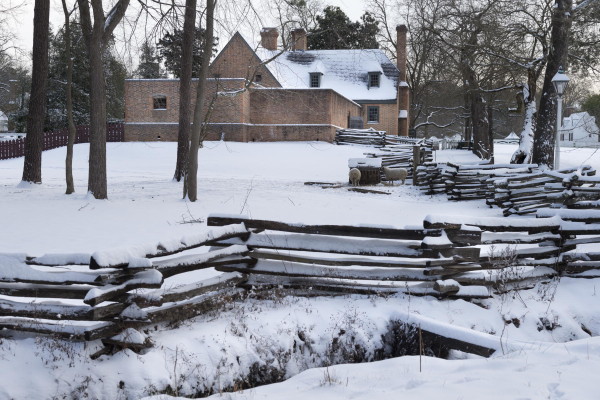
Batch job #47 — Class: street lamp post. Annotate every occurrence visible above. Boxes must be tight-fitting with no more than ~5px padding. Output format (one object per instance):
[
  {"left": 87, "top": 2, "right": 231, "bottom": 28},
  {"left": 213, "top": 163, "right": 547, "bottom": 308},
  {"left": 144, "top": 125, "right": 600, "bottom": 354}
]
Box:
[{"left": 551, "top": 66, "right": 570, "bottom": 170}]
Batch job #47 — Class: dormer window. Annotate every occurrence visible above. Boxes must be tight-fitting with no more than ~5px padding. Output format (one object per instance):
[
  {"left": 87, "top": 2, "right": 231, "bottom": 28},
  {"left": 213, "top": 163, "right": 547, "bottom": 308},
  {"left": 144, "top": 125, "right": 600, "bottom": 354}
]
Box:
[
  {"left": 310, "top": 72, "right": 322, "bottom": 88},
  {"left": 153, "top": 95, "right": 167, "bottom": 110},
  {"left": 368, "top": 72, "right": 381, "bottom": 88}
]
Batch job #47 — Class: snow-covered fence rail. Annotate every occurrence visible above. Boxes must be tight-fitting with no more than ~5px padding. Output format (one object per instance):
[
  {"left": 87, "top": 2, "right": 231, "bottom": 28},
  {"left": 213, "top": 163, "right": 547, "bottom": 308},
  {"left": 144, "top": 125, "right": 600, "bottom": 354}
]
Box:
[{"left": 0, "top": 123, "right": 124, "bottom": 160}]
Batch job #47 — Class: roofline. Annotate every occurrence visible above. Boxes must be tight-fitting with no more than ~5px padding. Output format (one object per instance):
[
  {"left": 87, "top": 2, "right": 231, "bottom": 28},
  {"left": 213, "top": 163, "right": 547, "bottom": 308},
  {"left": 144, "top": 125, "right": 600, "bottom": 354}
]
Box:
[
  {"left": 354, "top": 99, "right": 398, "bottom": 104},
  {"left": 250, "top": 87, "right": 362, "bottom": 108},
  {"left": 125, "top": 78, "right": 247, "bottom": 82}
]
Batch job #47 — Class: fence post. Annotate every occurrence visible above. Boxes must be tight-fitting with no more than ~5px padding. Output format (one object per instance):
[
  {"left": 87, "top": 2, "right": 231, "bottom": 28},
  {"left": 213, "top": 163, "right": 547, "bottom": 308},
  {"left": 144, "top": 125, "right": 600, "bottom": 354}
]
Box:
[{"left": 413, "top": 145, "right": 421, "bottom": 186}]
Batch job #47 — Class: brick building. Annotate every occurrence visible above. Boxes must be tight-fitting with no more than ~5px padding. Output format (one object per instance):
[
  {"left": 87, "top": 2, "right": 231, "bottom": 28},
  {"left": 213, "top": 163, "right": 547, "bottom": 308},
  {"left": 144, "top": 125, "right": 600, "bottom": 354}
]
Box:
[{"left": 124, "top": 26, "right": 409, "bottom": 142}]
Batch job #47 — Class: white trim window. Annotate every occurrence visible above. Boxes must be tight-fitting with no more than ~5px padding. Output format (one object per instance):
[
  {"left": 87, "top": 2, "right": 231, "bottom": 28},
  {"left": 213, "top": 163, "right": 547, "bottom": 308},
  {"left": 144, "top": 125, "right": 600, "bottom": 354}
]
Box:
[
  {"left": 153, "top": 95, "right": 167, "bottom": 110},
  {"left": 367, "top": 106, "right": 380, "bottom": 123}
]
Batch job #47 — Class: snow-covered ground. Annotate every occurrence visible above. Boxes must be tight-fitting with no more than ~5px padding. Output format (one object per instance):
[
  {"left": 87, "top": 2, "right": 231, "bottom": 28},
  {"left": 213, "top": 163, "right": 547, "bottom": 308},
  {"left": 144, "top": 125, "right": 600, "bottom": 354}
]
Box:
[{"left": 1, "top": 142, "right": 599, "bottom": 399}]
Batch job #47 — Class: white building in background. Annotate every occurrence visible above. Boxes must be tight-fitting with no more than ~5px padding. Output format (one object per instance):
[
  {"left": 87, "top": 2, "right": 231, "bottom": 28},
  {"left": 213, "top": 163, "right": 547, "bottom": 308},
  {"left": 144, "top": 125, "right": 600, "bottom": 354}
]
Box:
[
  {"left": 0, "top": 111, "right": 8, "bottom": 132},
  {"left": 560, "top": 112, "right": 600, "bottom": 147}
]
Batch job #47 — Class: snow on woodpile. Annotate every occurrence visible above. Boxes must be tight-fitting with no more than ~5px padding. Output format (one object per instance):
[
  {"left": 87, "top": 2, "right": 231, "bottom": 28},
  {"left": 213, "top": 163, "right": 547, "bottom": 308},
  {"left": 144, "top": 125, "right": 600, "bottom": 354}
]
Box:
[{"left": 348, "top": 158, "right": 382, "bottom": 168}]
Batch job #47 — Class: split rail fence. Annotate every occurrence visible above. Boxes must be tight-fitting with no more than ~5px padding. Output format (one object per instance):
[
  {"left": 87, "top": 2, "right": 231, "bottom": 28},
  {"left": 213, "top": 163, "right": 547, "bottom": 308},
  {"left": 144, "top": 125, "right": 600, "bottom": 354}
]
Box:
[
  {"left": 0, "top": 122, "right": 124, "bottom": 160},
  {"left": 415, "top": 161, "right": 600, "bottom": 216},
  {"left": 1, "top": 212, "right": 598, "bottom": 358}
]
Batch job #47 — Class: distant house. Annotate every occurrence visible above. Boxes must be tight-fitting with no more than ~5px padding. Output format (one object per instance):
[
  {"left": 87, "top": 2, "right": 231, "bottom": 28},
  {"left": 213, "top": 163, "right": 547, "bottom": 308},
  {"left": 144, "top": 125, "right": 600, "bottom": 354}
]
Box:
[
  {"left": 124, "top": 26, "right": 410, "bottom": 142},
  {"left": 560, "top": 112, "right": 600, "bottom": 147}
]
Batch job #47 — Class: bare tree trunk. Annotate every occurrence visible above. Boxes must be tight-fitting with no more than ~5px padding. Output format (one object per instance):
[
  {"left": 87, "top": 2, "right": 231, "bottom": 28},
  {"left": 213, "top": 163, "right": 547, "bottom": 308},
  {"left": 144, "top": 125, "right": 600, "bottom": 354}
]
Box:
[
  {"left": 460, "top": 46, "right": 490, "bottom": 160},
  {"left": 88, "top": 36, "right": 107, "bottom": 198},
  {"left": 511, "top": 67, "right": 540, "bottom": 164},
  {"left": 185, "top": 0, "right": 216, "bottom": 202},
  {"left": 471, "top": 93, "right": 491, "bottom": 160},
  {"left": 22, "top": 0, "right": 50, "bottom": 184},
  {"left": 77, "top": 0, "right": 130, "bottom": 199},
  {"left": 532, "top": 0, "right": 572, "bottom": 168},
  {"left": 62, "top": 0, "right": 76, "bottom": 194},
  {"left": 174, "top": 0, "right": 197, "bottom": 182}
]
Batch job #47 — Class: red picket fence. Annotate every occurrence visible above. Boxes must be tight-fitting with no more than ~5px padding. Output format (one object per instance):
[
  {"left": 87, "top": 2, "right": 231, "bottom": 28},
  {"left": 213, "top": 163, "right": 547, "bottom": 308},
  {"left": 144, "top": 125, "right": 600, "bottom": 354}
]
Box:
[{"left": 0, "top": 122, "right": 124, "bottom": 160}]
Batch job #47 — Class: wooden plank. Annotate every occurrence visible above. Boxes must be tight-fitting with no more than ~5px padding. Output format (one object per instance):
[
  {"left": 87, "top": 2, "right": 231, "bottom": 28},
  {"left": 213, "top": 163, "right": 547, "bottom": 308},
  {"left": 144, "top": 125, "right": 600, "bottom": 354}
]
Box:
[
  {"left": 215, "top": 260, "right": 437, "bottom": 281},
  {"left": 248, "top": 249, "right": 458, "bottom": 268},
  {"left": 152, "top": 245, "right": 250, "bottom": 278},
  {"left": 213, "top": 232, "right": 425, "bottom": 258},
  {"left": 89, "top": 223, "right": 251, "bottom": 269},
  {"left": 84, "top": 270, "right": 164, "bottom": 306},
  {"left": 207, "top": 214, "right": 441, "bottom": 240},
  {"left": 0, "top": 282, "right": 91, "bottom": 299}
]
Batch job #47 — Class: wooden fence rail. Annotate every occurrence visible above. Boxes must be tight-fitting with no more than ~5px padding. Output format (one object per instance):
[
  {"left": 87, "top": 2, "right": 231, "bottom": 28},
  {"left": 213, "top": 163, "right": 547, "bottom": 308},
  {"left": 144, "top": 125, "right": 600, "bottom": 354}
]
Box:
[
  {"left": 0, "top": 122, "right": 124, "bottom": 160},
  {"left": 1, "top": 212, "right": 598, "bottom": 358}
]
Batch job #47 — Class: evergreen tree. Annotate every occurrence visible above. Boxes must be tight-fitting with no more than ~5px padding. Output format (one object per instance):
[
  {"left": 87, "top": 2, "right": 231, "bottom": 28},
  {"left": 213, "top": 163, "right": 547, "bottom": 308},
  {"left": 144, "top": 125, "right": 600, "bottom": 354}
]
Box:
[
  {"left": 307, "top": 6, "right": 379, "bottom": 50},
  {"left": 46, "top": 20, "right": 127, "bottom": 131},
  {"left": 157, "top": 27, "right": 218, "bottom": 78},
  {"left": 136, "top": 41, "right": 162, "bottom": 78},
  {"left": 582, "top": 93, "right": 600, "bottom": 121}
]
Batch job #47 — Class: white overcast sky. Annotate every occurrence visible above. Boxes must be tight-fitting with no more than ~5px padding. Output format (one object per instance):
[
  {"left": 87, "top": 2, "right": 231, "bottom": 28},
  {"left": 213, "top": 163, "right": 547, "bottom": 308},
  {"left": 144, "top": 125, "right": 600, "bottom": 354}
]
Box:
[{"left": 12, "top": 0, "right": 368, "bottom": 63}]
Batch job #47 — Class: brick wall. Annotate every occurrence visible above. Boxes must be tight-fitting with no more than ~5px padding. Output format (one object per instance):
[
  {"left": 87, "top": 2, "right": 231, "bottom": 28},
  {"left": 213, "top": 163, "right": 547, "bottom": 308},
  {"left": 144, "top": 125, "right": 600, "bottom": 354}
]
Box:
[
  {"left": 209, "top": 32, "right": 281, "bottom": 87},
  {"left": 359, "top": 102, "right": 399, "bottom": 135}
]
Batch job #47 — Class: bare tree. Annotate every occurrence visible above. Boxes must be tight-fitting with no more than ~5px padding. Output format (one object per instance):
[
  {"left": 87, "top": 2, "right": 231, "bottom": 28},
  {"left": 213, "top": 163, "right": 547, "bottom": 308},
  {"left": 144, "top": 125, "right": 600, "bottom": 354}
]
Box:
[
  {"left": 77, "top": 0, "right": 130, "bottom": 199},
  {"left": 173, "top": 0, "right": 196, "bottom": 182},
  {"left": 22, "top": 0, "right": 50, "bottom": 184},
  {"left": 62, "top": 0, "right": 76, "bottom": 194},
  {"left": 532, "top": 0, "right": 573, "bottom": 167},
  {"left": 185, "top": 0, "right": 216, "bottom": 201}
]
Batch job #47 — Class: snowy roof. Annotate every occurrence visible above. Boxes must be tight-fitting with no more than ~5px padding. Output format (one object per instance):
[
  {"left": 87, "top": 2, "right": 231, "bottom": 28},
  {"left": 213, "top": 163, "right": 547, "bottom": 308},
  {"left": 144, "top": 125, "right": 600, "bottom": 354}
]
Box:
[
  {"left": 0, "top": 111, "right": 7, "bottom": 121},
  {"left": 563, "top": 112, "right": 598, "bottom": 131},
  {"left": 255, "top": 48, "right": 399, "bottom": 102},
  {"left": 505, "top": 132, "right": 519, "bottom": 139}
]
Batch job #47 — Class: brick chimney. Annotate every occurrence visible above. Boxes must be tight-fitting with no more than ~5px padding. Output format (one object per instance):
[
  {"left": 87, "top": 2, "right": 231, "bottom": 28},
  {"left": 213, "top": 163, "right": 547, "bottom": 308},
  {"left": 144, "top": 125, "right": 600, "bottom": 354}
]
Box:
[
  {"left": 291, "top": 28, "right": 307, "bottom": 51},
  {"left": 260, "top": 27, "right": 279, "bottom": 51},
  {"left": 396, "top": 25, "right": 409, "bottom": 137}
]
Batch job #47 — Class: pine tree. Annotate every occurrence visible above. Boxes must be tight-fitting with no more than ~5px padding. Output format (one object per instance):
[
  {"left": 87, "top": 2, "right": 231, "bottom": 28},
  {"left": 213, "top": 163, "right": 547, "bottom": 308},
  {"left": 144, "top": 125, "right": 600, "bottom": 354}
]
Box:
[
  {"left": 46, "top": 20, "right": 127, "bottom": 131},
  {"left": 157, "top": 27, "right": 218, "bottom": 78},
  {"left": 136, "top": 41, "right": 162, "bottom": 78},
  {"left": 307, "top": 6, "right": 379, "bottom": 50}
]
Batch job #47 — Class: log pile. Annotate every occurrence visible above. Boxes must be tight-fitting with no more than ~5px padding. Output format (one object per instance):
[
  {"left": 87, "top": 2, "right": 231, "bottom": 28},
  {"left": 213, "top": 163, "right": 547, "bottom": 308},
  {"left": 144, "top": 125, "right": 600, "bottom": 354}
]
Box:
[
  {"left": 488, "top": 166, "right": 597, "bottom": 216},
  {"left": 335, "top": 128, "right": 386, "bottom": 146}
]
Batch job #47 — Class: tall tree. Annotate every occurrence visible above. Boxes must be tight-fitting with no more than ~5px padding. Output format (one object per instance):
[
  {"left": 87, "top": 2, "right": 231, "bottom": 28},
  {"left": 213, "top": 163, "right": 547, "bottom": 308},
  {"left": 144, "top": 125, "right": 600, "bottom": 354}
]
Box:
[
  {"left": 532, "top": 0, "right": 573, "bottom": 168},
  {"left": 77, "top": 0, "right": 129, "bottom": 199},
  {"left": 157, "top": 26, "right": 217, "bottom": 78},
  {"left": 46, "top": 22, "right": 127, "bottom": 131},
  {"left": 135, "top": 41, "right": 162, "bottom": 78},
  {"left": 307, "top": 6, "right": 379, "bottom": 50},
  {"left": 62, "top": 0, "right": 76, "bottom": 194},
  {"left": 185, "top": 0, "right": 216, "bottom": 201},
  {"left": 173, "top": 0, "right": 196, "bottom": 182},
  {"left": 22, "top": 0, "right": 50, "bottom": 184},
  {"left": 582, "top": 93, "right": 600, "bottom": 121}
]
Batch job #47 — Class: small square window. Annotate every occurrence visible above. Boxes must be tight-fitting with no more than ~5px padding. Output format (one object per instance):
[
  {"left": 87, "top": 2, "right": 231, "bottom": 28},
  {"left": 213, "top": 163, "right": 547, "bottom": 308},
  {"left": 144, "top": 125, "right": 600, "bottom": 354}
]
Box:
[
  {"left": 254, "top": 74, "right": 262, "bottom": 82},
  {"left": 310, "top": 73, "right": 321, "bottom": 88},
  {"left": 153, "top": 96, "right": 167, "bottom": 110},
  {"left": 369, "top": 72, "right": 380, "bottom": 88},
  {"left": 367, "top": 106, "right": 379, "bottom": 123}
]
